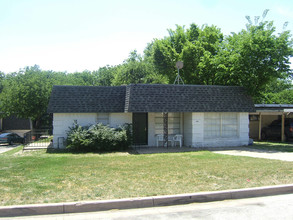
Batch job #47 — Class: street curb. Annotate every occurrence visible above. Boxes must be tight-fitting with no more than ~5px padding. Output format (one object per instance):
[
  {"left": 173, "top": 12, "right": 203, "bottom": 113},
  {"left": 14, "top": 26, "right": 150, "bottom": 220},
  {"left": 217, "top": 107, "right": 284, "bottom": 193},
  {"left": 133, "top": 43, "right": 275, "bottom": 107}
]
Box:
[{"left": 1, "top": 184, "right": 293, "bottom": 217}]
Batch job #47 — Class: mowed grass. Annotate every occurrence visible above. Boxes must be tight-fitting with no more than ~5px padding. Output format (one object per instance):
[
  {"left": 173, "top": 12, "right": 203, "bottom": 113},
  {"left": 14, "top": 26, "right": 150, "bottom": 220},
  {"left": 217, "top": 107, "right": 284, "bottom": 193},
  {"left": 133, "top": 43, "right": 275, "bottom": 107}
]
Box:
[
  {"left": 250, "top": 141, "right": 293, "bottom": 152},
  {"left": 0, "top": 146, "right": 293, "bottom": 206}
]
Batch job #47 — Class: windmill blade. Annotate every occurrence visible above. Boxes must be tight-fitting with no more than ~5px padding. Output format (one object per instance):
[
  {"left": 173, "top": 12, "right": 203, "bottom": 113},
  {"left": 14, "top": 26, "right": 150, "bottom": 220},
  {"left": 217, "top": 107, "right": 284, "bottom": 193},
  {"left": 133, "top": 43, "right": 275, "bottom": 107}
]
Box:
[
  {"left": 283, "top": 21, "right": 289, "bottom": 30},
  {"left": 245, "top": 16, "right": 252, "bottom": 25},
  {"left": 254, "top": 16, "right": 260, "bottom": 25}
]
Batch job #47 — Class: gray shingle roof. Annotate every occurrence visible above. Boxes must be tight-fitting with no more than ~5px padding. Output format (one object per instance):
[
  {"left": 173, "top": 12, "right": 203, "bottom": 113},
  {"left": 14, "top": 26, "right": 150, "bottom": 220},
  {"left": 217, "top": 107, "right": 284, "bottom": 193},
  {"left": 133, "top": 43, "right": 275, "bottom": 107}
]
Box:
[
  {"left": 125, "top": 84, "right": 255, "bottom": 112},
  {"left": 47, "top": 84, "right": 255, "bottom": 113},
  {"left": 47, "top": 85, "right": 126, "bottom": 113}
]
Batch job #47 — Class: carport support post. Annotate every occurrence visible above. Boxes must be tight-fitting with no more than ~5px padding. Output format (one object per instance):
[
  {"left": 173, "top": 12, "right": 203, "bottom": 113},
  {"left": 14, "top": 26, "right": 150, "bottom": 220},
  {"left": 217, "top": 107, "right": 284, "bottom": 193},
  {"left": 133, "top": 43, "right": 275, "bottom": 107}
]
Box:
[
  {"left": 163, "top": 112, "right": 168, "bottom": 148},
  {"left": 258, "top": 113, "right": 262, "bottom": 141},
  {"left": 281, "top": 113, "right": 285, "bottom": 142}
]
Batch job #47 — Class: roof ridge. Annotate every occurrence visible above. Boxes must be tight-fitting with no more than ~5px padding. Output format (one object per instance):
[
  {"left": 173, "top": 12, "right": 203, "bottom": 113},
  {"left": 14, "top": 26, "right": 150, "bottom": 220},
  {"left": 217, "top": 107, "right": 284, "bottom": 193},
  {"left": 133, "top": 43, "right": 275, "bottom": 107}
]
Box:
[
  {"left": 52, "top": 85, "right": 126, "bottom": 88},
  {"left": 128, "top": 83, "right": 243, "bottom": 88},
  {"left": 124, "top": 85, "right": 131, "bottom": 112}
]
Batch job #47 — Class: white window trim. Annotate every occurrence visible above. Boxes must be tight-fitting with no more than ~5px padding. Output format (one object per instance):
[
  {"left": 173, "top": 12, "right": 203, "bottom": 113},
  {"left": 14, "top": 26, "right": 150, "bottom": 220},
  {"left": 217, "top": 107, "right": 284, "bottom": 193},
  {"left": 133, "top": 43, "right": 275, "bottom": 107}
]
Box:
[{"left": 204, "top": 113, "right": 239, "bottom": 139}]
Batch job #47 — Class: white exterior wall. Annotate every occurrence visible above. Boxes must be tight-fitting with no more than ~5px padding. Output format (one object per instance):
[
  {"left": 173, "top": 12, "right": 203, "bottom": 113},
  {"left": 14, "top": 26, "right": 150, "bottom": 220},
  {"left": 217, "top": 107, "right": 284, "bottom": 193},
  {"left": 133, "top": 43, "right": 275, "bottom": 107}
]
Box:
[
  {"left": 183, "top": 113, "right": 193, "bottom": 147},
  {"left": 108, "top": 113, "right": 132, "bottom": 128},
  {"left": 145, "top": 112, "right": 250, "bottom": 148},
  {"left": 190, "top": 113, "right": 205, "bottom": 147},
  {"left": 52, "top": 112, "right": 132, "bottom": 149},
  {"left": 52, "top": 113, "right": 97, "bottom": 148},
  {"left": 238, "top": 112, "right": 250, "bottom": 145},
  {"left": 148, "top": 113, "right": 156, "bottom": 146},
  {"left": 53, "top": 112, "right": 250, "bottom": 149},
  {"left": 189, "top": 112, "right": 250, "bottom": 148}
]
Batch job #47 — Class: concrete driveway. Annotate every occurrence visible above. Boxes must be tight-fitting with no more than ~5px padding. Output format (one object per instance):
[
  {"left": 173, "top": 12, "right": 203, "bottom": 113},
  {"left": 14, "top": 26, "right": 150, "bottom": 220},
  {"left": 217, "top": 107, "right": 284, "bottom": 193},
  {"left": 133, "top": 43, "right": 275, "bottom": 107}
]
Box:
[
  {"left": 212, "top": 147, "right": 293, "bottom": 162},
  {"left": 0, "top": 144, "right": 18, "bottom": 154}
]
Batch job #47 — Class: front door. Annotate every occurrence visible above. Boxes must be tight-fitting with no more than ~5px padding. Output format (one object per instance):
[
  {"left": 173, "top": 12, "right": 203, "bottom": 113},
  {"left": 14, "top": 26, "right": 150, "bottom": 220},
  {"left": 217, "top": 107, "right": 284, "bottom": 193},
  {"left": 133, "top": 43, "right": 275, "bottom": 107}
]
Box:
[{"left": 133, "top": 113, "right": 148, "bottom": 145}]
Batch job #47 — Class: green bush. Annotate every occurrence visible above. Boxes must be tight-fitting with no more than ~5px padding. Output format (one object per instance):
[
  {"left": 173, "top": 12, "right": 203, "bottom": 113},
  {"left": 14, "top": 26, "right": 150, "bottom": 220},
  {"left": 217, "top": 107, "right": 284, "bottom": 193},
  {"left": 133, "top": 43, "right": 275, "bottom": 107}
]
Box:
[{"left": 66, "top": 123, "right": 132, "bottom": 152}]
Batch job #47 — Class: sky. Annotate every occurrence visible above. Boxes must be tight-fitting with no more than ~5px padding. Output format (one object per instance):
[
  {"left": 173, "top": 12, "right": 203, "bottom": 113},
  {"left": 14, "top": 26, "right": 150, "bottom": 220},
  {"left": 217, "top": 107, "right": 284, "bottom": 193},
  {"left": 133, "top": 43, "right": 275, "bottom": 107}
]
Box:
[{"left": 0, "top": 0, "right": 292, "bottom": 73}]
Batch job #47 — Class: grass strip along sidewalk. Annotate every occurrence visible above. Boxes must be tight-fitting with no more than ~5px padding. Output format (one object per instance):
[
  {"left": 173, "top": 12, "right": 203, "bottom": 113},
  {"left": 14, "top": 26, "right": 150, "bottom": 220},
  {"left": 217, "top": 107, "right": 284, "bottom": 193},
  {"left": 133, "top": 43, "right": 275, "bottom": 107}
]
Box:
[{"left": 0, "top": 145, "right": 292, "bottom": 206}]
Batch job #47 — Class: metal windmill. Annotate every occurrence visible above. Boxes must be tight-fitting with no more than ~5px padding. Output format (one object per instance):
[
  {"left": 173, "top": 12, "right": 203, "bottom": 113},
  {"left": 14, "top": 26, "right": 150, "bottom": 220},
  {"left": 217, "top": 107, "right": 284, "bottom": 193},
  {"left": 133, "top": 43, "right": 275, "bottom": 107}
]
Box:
[
  {"left": 163, "top": 62, "right": 185, "bottom": 148},
  {"left": 174, "top": 61, "right": 184, "bottom": 85}
]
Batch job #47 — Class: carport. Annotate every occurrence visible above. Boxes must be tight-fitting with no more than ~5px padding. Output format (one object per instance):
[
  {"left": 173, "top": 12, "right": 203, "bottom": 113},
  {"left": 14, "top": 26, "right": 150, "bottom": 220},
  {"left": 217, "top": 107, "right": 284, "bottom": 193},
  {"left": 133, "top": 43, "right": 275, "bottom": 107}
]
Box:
[{"left": 249, "top": 104, "right": 293, "bottom": 142}]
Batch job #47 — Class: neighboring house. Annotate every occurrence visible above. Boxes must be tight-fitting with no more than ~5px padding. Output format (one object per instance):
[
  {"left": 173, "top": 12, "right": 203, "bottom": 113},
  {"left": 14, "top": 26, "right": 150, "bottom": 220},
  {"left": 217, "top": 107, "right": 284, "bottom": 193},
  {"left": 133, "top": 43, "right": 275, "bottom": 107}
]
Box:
[
  {"left": 0, "top": 115, "right": 32, "bottom": 137},
  {"left": 47, "top": 84, "right": 255, "bottom": 149}
]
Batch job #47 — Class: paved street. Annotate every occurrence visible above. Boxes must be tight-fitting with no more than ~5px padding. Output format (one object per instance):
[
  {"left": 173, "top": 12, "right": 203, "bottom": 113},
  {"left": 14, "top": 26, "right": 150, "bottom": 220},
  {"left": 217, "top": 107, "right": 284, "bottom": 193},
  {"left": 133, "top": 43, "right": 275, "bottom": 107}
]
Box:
[{"left": 5, "top": 194, "right": 293, "bottom": 220}]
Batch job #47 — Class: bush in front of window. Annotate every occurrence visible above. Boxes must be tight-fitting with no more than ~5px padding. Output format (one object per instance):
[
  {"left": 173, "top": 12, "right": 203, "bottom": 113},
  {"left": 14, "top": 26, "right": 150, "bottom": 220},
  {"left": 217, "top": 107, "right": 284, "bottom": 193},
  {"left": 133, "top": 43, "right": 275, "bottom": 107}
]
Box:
[{"left": 66, "top": 122, "right": 132, "bottom": 152}]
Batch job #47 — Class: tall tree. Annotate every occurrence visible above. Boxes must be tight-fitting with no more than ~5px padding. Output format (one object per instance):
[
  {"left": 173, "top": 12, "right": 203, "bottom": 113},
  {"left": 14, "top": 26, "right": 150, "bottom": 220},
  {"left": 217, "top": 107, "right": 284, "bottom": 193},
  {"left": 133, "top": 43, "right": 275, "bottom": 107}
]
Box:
[
  {"left": 0, "top": 66, "right": 56, "bottom": 127},
  {"left": 66, "top": 70, "right": 96, "bottom": 86},
  {"left": 146, "top": 11, "right": 293, "bottom": 101},
  {"left": 219, "top": 18, "right": 293, "bottom": 100},
  {"left": 92, "top": 65, "right": 116, "bottom": 86},
  {"left": 112, "top": 50, "right": 167, "bottom": 85},
  {"left": 0, "top": 71, "right": 5, "bottom": 93},
  {"left": 148, "top": 24, "right": 224, "bottom": 84}
]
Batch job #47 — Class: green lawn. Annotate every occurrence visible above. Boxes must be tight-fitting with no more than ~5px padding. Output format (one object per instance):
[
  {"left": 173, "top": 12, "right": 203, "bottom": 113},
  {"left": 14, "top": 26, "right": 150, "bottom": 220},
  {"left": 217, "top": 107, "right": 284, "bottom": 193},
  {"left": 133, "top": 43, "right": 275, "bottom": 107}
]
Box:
[
  {"left": 251, "top": 141, "right": 293, "bottom": 152},
  {"left": 0, "top": 146, "right": 293, "bottom": 206}
]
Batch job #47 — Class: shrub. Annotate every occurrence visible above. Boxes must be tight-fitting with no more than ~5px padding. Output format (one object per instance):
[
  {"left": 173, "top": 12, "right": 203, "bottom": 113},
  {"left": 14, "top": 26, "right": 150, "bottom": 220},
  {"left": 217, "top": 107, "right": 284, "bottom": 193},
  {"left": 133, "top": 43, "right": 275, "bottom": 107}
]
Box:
[
  {"left": 66, "top": 123, "right": 132, "bottom": 152},
  {"left": 66, "top": 123, "right": 92, "bottom": 152}
]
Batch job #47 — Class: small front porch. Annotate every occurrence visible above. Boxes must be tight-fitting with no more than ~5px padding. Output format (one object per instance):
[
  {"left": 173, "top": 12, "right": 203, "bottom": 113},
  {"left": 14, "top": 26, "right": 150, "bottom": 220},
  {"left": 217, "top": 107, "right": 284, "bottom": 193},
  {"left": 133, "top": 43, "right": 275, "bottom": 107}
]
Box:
[{"left": 131, "top": 112, "right": 185, "bottom": 147}]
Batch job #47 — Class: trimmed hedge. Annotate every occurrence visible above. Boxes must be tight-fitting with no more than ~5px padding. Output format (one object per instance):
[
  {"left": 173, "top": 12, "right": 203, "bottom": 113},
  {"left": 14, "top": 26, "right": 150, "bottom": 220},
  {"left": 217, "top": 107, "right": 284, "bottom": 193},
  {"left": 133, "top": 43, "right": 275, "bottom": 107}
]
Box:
[{"left": 66, "top": 123, "right": 132, "bottom": 152}]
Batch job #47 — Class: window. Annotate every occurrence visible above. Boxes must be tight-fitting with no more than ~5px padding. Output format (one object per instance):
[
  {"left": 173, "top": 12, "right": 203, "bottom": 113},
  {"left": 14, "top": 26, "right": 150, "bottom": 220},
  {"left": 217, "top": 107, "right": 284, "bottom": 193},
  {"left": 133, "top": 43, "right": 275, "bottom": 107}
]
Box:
[
  {"left": 96, "top": 113, "right": 109, "bottom": 125},
  {"left": 204, "top": 113, "right": 238, "bottom": 139},
  {"left": 154, "top": 113, "right": 180, "bottom": 135}
]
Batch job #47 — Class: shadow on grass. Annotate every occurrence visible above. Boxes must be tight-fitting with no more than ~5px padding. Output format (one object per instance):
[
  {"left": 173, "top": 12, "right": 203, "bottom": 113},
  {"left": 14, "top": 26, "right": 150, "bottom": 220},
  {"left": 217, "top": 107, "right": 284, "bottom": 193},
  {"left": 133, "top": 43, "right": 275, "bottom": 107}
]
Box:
[
  {"left": 247, "top": 141, "right": 293, "bottom": 152},
  {"left": 46, "top": 147, "right": 138, "bottom": 155}
]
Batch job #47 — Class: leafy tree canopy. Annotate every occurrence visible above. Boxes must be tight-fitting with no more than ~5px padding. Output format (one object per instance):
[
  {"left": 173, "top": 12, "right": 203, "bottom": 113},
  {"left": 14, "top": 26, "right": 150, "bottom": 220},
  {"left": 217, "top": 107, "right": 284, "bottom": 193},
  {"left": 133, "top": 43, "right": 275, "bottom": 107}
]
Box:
[
  {"left": 144, "top": 11, "right": 292, "bottom": 102},
  {"left": 112, "top": 50, "right": 168, "bottom": 85}
]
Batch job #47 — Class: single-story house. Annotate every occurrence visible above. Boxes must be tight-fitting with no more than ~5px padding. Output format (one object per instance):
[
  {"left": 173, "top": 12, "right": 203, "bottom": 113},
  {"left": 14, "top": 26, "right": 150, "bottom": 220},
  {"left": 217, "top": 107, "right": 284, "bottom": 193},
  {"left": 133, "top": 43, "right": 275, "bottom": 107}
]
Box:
[{"left": 47, "top": 84, "right": 255, "bottom": 149}]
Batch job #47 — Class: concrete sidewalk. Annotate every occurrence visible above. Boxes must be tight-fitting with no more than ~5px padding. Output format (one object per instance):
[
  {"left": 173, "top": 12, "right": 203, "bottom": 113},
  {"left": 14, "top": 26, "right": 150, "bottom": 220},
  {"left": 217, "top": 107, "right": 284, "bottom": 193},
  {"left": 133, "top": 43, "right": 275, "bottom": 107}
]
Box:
[{"left": 0, "top": 184, "right": 293, "bottom": 218}]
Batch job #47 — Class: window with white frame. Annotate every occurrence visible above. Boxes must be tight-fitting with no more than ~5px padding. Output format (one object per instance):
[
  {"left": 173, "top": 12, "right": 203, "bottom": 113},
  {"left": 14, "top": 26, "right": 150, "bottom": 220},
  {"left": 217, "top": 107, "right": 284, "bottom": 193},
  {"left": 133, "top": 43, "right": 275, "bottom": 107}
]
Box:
[
  {"left": 154, "top": 113, "right": 180, "bottom": 135},
  {"left": 204, "top": 113, "right": 238, "bottom": 139}
]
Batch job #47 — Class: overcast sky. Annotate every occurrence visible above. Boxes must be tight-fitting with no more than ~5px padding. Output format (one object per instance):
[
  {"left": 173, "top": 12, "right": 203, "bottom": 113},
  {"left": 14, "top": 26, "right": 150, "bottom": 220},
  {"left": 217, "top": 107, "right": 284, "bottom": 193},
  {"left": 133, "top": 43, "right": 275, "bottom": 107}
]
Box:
[{"left": 0, "top": 0, "right": 292, "bottom": 73}]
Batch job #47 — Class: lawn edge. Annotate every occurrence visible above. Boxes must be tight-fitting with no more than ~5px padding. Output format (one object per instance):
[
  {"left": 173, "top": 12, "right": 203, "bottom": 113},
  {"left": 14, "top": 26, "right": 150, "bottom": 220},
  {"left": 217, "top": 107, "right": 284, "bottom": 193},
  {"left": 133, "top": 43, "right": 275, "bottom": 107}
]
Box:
[{"left": 1, "top": 183, "right": 293, "bottom": 217}]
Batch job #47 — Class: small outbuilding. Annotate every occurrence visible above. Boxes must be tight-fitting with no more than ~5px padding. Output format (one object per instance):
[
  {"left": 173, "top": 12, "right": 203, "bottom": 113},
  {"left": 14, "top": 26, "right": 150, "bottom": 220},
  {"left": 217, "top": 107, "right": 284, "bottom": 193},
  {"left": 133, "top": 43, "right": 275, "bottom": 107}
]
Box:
[{"left": 47, "top": 84, "right": 255, "bottom": 149}]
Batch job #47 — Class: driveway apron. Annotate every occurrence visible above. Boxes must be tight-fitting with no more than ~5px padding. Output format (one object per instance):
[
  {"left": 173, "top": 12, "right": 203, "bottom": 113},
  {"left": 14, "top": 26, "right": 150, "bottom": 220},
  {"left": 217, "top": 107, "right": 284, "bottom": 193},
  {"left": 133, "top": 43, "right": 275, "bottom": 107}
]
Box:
[
  {"left": 213, "top": 148, "right": 293, "bottom": 162},
  {"left": 0, "top": 145, "right": 17, "bottom": 154}
]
